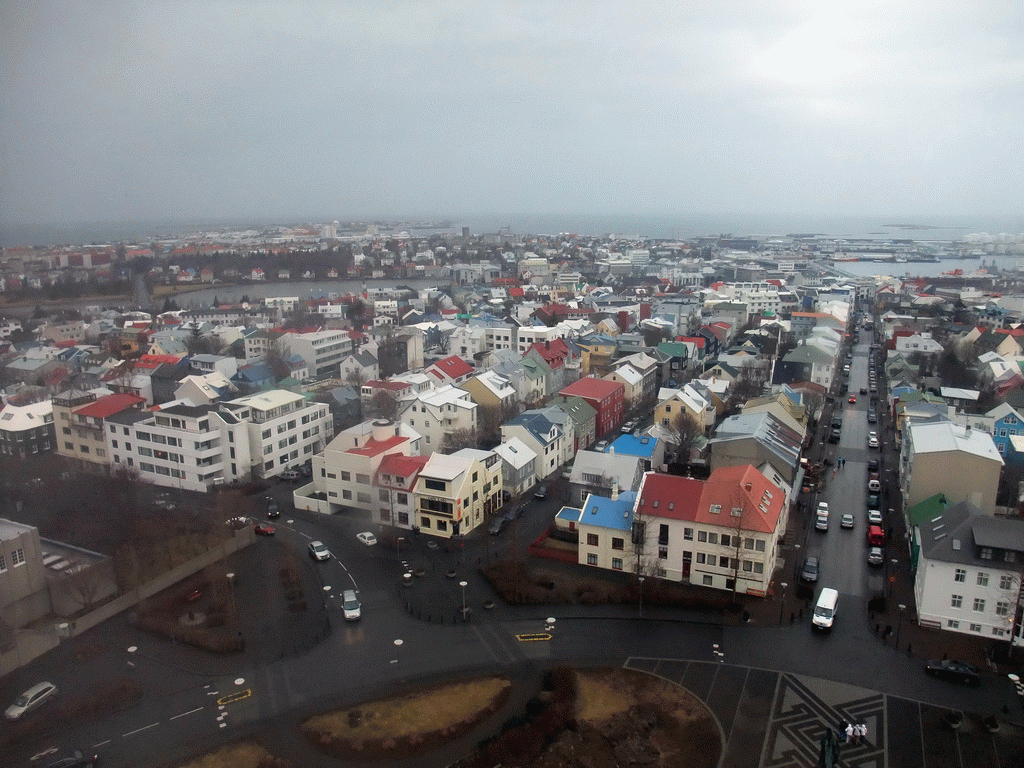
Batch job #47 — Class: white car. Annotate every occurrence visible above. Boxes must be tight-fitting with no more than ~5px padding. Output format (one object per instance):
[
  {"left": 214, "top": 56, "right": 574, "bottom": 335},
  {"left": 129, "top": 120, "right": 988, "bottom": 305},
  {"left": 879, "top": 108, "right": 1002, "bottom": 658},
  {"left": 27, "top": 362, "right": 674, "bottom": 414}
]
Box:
[
  {"left": 816, "top": 502, "right": 829, "bottom": 516},
  {"left": 868, "top": 509, "right": 884, "bottom": 525},
  {"left": 840, "top": 514, "right": 855, "bottom": 529},
  {"left": 356, "top": 531, "right": 378, "bottom": 546},
  {"left": 5, "top": 681, "right": 58, "bottom": 721},
  {"left": 867, "top": 432, "right": 879, "bottom": 448},
  {"left": 308, "top": 541, "right": 331, "bottom": 561},
  {"left": 868, "top": 479, "right": 881, "bottom": 492}
]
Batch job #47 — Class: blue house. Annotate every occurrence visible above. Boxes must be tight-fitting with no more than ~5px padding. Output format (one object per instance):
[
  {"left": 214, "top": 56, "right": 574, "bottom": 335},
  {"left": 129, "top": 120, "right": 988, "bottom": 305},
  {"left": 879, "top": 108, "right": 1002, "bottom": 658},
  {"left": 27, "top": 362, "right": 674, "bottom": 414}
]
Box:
[
  {"left": 576, "top": 490, "right": 638, "bottom": 571},
  {"left": 986, "top": 403, "right": 1024, "bottom": 456}
]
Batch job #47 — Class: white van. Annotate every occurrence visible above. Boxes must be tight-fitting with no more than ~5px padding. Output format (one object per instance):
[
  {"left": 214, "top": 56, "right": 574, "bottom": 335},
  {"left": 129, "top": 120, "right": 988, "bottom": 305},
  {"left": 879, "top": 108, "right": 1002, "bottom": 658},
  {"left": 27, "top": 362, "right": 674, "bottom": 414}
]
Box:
[{"left": 812, "top": 588, "right": 839, "bottom": 630}]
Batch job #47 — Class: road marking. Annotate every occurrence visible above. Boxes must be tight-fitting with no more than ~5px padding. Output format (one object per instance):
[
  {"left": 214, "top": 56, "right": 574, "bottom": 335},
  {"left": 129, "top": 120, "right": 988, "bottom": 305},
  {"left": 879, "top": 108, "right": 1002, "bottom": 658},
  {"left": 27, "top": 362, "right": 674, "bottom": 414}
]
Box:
[
  {"left": 31, "top": 748, "right": 58, "bottom": 760},
  {"left": 515, "top": 633, "right": 552, "bottom": 642},
  {"left": 92, "top": 740, "right": 111, "bottom": 748},
  {"left": 123, "top": 722, "right": 159, "bottom": 737},
  {"left": 170, "top": 707, "right": 204, "bottom": 720},
  {"left": 216, "top": 688, "right": 252, "bottom": 706},
  {"left": 299, "top": 531, "right": 312, "bottom": 539}
]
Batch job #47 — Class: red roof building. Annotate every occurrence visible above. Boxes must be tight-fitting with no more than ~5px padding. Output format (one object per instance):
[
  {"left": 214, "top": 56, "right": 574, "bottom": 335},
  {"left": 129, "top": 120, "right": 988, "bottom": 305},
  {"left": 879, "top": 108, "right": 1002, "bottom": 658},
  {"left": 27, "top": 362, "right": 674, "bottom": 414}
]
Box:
[
  {"left": 74, "top": 393, "right": 147, "bottom": 419},
  {"left": 559, "top": 376, "right": 624, "bottom": 437},
  {"left": 425, "top": 355, "right": 474, "bottom": 385}
]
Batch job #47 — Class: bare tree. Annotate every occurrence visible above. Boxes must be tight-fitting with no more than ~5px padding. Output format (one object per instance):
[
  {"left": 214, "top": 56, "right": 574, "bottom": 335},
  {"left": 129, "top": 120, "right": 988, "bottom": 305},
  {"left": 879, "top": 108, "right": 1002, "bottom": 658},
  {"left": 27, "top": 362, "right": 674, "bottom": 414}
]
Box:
[
  {"left": 802, "top": 390, "right": 826, "bottom": 425},
  {"left": 369, "top": 390, "right": 399, "bottom": 421},
  {"left": 59, "top": 563, "right": 109, "bottom": 611},
  {"left": 667, "top": 410, "right": 702, "bottom": 465},
  {"left": 264, "top": 338, "right": 292, "bottom": 382},
  {"left": 441, "top": 428, "right": 478, "bottom": 453}
]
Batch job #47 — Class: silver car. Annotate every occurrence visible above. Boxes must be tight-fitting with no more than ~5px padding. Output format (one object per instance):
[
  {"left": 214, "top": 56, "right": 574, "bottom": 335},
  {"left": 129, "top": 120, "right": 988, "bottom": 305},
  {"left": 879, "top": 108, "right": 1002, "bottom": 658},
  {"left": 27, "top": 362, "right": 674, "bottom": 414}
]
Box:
[{"left": 5, "top": 681, "right": 58, "bottom": 720}]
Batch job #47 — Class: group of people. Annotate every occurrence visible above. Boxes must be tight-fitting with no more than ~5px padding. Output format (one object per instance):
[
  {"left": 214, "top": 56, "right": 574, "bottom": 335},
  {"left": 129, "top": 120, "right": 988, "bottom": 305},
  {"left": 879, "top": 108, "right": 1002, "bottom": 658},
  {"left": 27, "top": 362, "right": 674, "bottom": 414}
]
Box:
[{"left": 841, "top": 721, "right": 868, "bottom": 744}]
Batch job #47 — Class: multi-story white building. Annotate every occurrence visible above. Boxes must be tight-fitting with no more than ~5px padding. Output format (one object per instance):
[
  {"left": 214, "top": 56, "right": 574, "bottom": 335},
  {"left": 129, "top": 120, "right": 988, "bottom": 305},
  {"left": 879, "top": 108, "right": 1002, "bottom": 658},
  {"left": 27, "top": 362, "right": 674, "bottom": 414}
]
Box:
[
  {"left": 397, "top": 384, "right": 478, "bottom": 455},
  {"left": 107, "top": 389, "right": 331, "bottom": 490},
  {"left": 310, "top": 419, "right": 422, "bottom": 515},
  {"left": 914, "top": 502, "right": 1024, "bottom": 645},
  {"left": 283, "top": 329, "right": 354, "bottom": 379},
  {"left": 501, "top": 411, "right": 567, "bottom": 479},
  {"left": 413, "top": 448, "right": 502, "bottom": 538},
  {"left": 374, "top": 453, "right": 429, "bottom": 529}
]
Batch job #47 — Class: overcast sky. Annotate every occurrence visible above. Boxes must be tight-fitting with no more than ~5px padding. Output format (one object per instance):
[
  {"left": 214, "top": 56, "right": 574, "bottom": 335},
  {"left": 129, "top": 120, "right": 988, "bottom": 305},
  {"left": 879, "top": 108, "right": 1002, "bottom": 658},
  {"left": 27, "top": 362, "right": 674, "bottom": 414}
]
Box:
[{"left": 2, "top": 0, "right": 1022, "bottom": 226}]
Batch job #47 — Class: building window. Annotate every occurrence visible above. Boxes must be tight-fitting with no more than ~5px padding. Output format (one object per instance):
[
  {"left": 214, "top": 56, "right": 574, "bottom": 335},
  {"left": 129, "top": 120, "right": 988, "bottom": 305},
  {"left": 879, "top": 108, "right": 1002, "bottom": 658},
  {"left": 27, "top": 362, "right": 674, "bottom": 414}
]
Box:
[
  {"left": 702, "top": 575, "right": 713, "bottom": 586},
  {"left": 696, "top": 552, "right": 706, "bottom": 564},
  {"left": 684, "top": 528, "right": 694, "bottom": 541},
  {"left": 611, "top": 537, "right": 624, "bottom": 551},
  {"left": 977, "top": 572, "right": 989, "bottom": 587},
  {"left": 11, "top": 548, "right": 25, "bottom": 567},
  {"left": 996, "top": 601, "right": 1010, "bottom": 616},
  {"left": 0, "top": 553, "right": 5, "bottom": 572},
  {"left": 721, "top": 534, "right": 731, "bottom": 547},
  {"left": 379, "top": 490, "right": 389, "bottom": 502},
  {"left": 707, "top": 555, "right": 716, "bottom": 567},
  {"left": 951, "top": 594, "right": 963, "bottom": 608},
  {"left": 611, "top": 558, "right": 623, "bottom": 571},
  {"left": 973, "top": 598, "right": 986, "bottom": 612},
  {"left": 587, "top": 553, "right": 598, "bottom": 565},
  {"left": 954, "top": 568, "right": 966, "bottom": 582},
  {"left": 421, "top": 517, "right": 431, "bottom": 528},
  {"left": 753, "top": 562, "right": 764, "bottom": 574},
  {"left": 658, "top": 546, "right": 668, "bottom": 559},
  {"left": 980, "top": 547, "right": 993, "bottom": 560},
  {"left": 342, "top": 490, "right": 352, "bottom": 500},
  {"left": 947, "top": 619, "right": 960, "bottom": 629},
  {"left": 969, "top": 623, "right": 982, "bottom": 633},
  {"left": 1000, "top": 574, "right": 1014, "bottom": 590},
  {"left": 587, "top": 533, "right": 599, "bottom": 546},
  {"left": 708, "top": 533, "right": 718, "bottom": 545},
  {"left": 397, "top": 492, "right": 408, "bottom": 504}
]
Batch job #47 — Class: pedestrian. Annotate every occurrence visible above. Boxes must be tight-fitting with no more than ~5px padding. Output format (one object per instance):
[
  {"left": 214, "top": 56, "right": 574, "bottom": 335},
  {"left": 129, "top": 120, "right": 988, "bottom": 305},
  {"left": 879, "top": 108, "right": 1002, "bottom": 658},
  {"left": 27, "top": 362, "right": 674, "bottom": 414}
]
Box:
[
  {"left": 845, "top": 722, "right": 854, "bottom": 743},
  {"left": 859, "top": 722, "right": 868, "bottom": 743}
]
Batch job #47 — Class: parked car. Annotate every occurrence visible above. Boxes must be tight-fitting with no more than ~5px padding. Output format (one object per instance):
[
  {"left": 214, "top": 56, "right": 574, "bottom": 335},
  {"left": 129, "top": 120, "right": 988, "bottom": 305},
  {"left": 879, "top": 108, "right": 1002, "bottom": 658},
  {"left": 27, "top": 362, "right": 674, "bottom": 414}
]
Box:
[
  {"left": 595, "top": 440, "right": 609, "bottom": 452},
  {"left": 800, "top": 556, "right": 820, "bottom": 583},
  {"left": 279, "top": 468, "right": 302, "bottom": 482},
  {"left": 308, "top": 541, "right": 331, "bottom": 561},
  {"left": 5, "top": 681, "right": 58, "bottom": 720},
  {"left": 859, "top": 387, "right": 867, "bottom": 395},
  {"left": 925, "top": 659, "right": 981, "bottom": 686},
  {"left": 867, "top": 459, "right": 879, "bottom": 472},
  {"left": 815, "top": 515, "right": 829, "bottom": 532},
  {"left": 621, "top": 418, "right": 640, "bottom": 433},
  {"left": 867, "top": 493, "right": 880, "bottom": 510},
  {"left": 867, "top": 547, "right": 884, "bottom": 566},
  {"left": 267, "top": 499, "right": 280, "bottom": 518},
  {"left": 867, "top": 432, "right": 879, "bottom": 448},
  {"left": 816, "top": 501, "right": 829, "bottom": 515},
  {"left": 867, "top": 412, "right": 877, "bottom": 424},
  {"left": 253, "top": 523, "right": 276, "bottom": 536},
  {"left": 534, "top": 484, "right": 548, "bottom": 499},
  {"left": 488, "top": 516, "right": 509, "bottom": 535},
  {"left": 867, "top": 509, "right": 883, "bottom": 526},
  {"left": 356, "top": 531, "right": 377, "bottom": 546},
  {"left": 561, "top": 467, "right": 571, "bottom": 480},
  {"left": 840, "top": 514, "right": 855, "bottom": 529},
  {"left": 829, "top": 428, "right": 841, "bottom": 443},
  {"left": 868, "top": 478, "right": 881, "bottom": 493}
]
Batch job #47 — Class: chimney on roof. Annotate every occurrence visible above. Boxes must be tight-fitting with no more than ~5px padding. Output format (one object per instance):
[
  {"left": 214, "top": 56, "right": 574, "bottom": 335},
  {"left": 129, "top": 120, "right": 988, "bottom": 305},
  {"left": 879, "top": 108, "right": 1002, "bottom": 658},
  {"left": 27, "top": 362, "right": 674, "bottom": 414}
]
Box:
[{"left": 611, "top": 481, "right": 619, "bottom": 501}]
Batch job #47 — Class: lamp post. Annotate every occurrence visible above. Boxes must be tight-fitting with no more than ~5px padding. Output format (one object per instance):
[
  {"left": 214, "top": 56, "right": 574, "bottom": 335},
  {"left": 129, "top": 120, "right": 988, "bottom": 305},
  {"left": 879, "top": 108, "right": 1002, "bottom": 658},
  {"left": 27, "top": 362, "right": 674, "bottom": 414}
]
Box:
[
  {"left": 889, "top": 558, "right": 898, "bottom": 598},
  {"left": 896, "top": 603, "right": 907, "bottom": 649},
  {"left": 226, "top": 572, "right": 236, "bottom": 619},
  {"left": 396, "top": 536, "right": 406, "bottom": 567},
  {"left": 638, "top": 576, "right": 646, "bottom": 618},
  {"left": 392, "top": 638, "right": 403, "bottom": 665},
  {"left": 459, "top": 580, "right": 468, "bottom": 618},
  {"left": 779, "top": 582, "right": 788, "bottom": 624}
]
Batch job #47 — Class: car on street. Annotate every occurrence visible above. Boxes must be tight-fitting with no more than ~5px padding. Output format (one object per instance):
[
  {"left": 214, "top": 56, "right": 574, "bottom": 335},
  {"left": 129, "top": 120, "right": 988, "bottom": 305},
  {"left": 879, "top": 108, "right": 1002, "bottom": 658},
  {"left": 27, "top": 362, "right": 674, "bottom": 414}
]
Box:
[
  {"left": 867, "top": 432, "right": 879, "bottom": 448},
  {"left": 595, "top": 440, "right": 609, "bottom": 452},
  {"left": 867, "top": 547, "right": 884, "bottom": 566},
  {"left": 561, "top": 467, "right": 571, "bottom": 480},
  {"left": 859, "top": 387, "right": 867, "bottom": 395},
  {"left": 867, "top": 458, "right": 879, "bottom": 471},
  {"left": 867, "top": 493, "right": 880, "bottom": 510},
  {"left": 815, "top": 515, "right": 829, "bottom": 532},
  {"left": 621, "top": 418, "right": 639, "bottom": 433},
  {"left": 356, "top": 531, "right": 378, "bottom": 546},
  {"left": 253, "top": 523, "right": 276, "bottom": 536},
  {"left": 840, "top": 513, "right": 855, "bottom": 528},
  {"left": 308, "top": 541, "right": 331, "bottom": 561},
  {"left": 925, "top": 659, "right": 981, "bottom": 686},
  {"left": 829, "top": 428, "right": 841, "bottom": 443},
  {"left": 869, "top": 385, "right": 877, "bottom": 393},
  {"left": 848, "top": 395, "right": 857, "bottom": 404},
  {"left": 534, "top": 484, "right": 548, "bottom": 499},
  {"left": 267, "top": 499, "right": 280, "bottom": 518},
  {"left": 867, "top": 509, "right": 883, "bottom": 526},
  {"left": 279, "top": 468, "right": 302, "bottom": 482},
  {"left": 800, "top": 556, "right": 820, "bottom": 583},
  {"left": 5, "top": 681, "right": 58, "bottom": 720},
  {"left": 488, "top": 516, "right": 509, "bottom": 535},
  {"left": 342, "top": 589, "right": 361, "bottom": 621},
  {"left": 868, "top": 478, "right": 881, "bottom": 492},
  {"left": 867, "top": 411, "right": 877, "bottom": 424}
]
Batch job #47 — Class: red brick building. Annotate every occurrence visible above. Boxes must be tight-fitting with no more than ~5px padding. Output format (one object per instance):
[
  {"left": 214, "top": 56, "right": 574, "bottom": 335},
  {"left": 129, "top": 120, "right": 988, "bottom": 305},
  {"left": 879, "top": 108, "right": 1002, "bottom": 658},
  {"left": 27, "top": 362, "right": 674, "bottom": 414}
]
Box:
[{"left": 559, "top": 376, "right": 624, "bottom": 437}]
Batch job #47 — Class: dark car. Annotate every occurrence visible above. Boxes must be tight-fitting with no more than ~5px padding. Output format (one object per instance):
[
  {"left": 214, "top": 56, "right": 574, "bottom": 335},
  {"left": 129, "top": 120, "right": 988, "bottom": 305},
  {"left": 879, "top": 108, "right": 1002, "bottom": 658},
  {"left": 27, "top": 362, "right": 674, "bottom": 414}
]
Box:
[
  {"left": 534, "top": 484, "right": 548, "bottom": 499},
  {"left": 800, "top": 556, "right": 820, "bottom": 583},
  {"left": 267, "top": 499, "right": 280, "bottom": 518},
  {"left": 829, "top": 428, "right": 841, "bottom": 443},
  {"left": 925, "top": 659, "right": 981, "bottom": 686},
  {"left": 867, "top": 411, "right": 877, "bottom": 424},
  {"left": 867, "top": 458, "right": 879, "bottom": 472},
  {"left": 488, "top": 516, "right": 509, "bottom": 536},
  {"left": 859, "top": 387, "right": 867, "bottom": 395},
  {"left": 41, "top": 751, "right": 98, "bottom": 768}
]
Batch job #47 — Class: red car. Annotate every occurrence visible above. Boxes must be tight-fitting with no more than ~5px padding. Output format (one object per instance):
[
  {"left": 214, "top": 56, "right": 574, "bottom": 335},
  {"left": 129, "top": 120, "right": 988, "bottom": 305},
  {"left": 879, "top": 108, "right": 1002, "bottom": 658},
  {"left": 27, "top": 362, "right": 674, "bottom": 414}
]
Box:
[
  {"left": 848, "top": 395, "right": 857, "bottom": 404},
  {"left": 254, "top": 523, "right": 276, "bottom": 536}
]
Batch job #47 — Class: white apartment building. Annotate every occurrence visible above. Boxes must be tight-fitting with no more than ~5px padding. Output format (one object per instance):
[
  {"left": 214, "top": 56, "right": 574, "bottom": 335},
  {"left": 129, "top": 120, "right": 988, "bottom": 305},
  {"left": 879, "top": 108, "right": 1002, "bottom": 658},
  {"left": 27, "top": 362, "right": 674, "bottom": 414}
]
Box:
[
  {"left": 397, "top": 384, "right": 478, "bottom": 455},
  {"left": 311, "top": 419, "right": 422, "bottom": 515},
  {"left": 283, "top": 329, "right": 354, "bottom": 379},
  {"left": 106, "top": 390, "right": 332, "bottom": 489},
  {"left": 264, "top": 296, "right": 300, "bottom": 312},
  {"left": 516, "top": 325, "right": 563, "bottom": 355},
  {"left": 729, "top": 282, "right": 781, "bottom": 316}
]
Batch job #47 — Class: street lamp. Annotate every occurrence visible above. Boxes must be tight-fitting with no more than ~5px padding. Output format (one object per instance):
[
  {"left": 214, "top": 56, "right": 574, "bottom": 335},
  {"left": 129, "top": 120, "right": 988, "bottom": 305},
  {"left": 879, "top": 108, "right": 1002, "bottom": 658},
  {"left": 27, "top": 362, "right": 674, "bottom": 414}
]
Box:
[
  {"left": 226, "top": 572, "right": 236, "bottom": 618},
  {"left": 638, "top": 576, "right": 646, "bottom": 619},
  {"left": 779, "top": 582, "right": 788, "bottom": 623},
  {"left": 459, "top": 580, "right": 468, "bottom": 618},
  {"left": 396, "top": 536, "right": 406, "bottom": 567},
  {"left": 896, "top": 603, "right": 907, "bottom": 649},
  {"left": 392, "top": 638, "right": 403, "bottom": 665}
]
